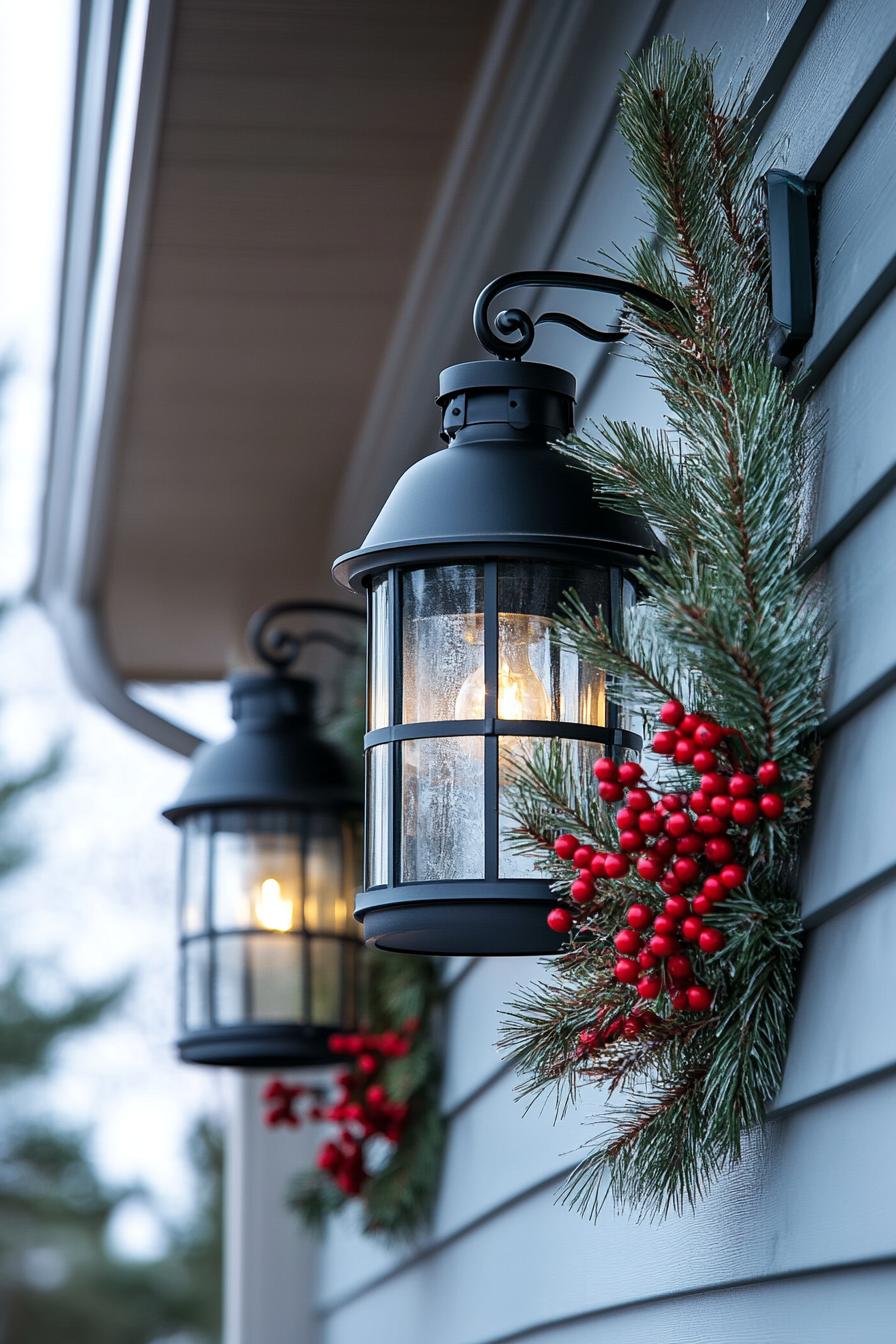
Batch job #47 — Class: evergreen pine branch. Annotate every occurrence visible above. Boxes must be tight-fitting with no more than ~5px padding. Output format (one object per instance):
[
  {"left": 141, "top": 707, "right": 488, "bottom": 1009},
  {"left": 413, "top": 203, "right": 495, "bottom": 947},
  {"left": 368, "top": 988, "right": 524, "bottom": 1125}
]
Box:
[{"left": 500, "top": 37, "right": 826, "bottom": 1221}]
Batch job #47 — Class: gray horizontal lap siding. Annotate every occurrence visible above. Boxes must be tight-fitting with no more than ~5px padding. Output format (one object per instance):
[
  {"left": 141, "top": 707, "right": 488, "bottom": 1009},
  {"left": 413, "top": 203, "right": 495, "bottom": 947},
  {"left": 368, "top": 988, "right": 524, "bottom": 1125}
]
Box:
[{"left": 316, "top": 0, "right": 896, "bottom": 1337}]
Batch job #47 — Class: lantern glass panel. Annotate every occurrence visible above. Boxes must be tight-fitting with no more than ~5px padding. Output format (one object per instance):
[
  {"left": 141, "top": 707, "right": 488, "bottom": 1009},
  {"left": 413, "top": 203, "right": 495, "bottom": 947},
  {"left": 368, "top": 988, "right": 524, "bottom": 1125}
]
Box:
[
  {"left": 183, "top": 939, "right": 210, "bottom": 1030},
  {"left": 303, "top": 815, "right": 346, "bottom": 932},
  {"left": 310, "top": 939, "right": 342, "bottom": 1023},
  {"left": 214, "top": 932, "right": 305, "bottom": 1024},
  {"left": 499, "top": 737, "right": 604, "bottom": 878},
  {"left": 369, "top": 574, "right": 391, "bottom": 730},
  {"left": 366, "top": 744, "right": 390, "bottom": 888},
  {"left": 497, "top": 563, "right": 609, "bottom": 725},
  {"left": 401, "top": 736, "right": 484, "bottom": 881},
  {"left": 212, "top": 821, "right": 301, "bottom": 932},
  {"left": 180, "top": 814, "right": 210, "bottom": 935},
  {"left": 402, "top": 565, "right": 483, "bottom": 723}
]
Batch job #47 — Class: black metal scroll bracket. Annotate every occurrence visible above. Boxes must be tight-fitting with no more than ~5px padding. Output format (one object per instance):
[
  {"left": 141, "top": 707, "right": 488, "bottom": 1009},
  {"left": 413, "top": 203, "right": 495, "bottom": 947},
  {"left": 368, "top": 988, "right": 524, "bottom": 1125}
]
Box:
[
  {"left": 472, "top": 270, "right": 673, "bottom": 360},
  {"left": 247, "top": 600, "right": 364, "bottom": 674}
]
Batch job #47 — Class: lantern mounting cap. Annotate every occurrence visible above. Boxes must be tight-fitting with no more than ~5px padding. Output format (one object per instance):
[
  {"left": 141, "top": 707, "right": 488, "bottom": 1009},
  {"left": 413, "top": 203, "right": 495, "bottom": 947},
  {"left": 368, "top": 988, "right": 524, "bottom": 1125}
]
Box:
[{"left": 473, "top": 269, "right": 672, "bottom": 360}]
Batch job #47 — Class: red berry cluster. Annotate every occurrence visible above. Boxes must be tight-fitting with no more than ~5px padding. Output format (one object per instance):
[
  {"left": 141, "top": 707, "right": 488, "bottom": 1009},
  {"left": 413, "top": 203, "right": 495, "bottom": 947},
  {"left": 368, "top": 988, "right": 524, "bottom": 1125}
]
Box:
[
  {"left": 261, "top": 1078, "right": 319, "bottom": 1128},
  {"left": 577, "top": 1006, "right": 659, "bottom": 1054},
  {"left": 316, "top": 1026, "right": 416, "bottom": 1196},
  {"left": 547, "top": 700, "right": 786, "bottom": 1017}
]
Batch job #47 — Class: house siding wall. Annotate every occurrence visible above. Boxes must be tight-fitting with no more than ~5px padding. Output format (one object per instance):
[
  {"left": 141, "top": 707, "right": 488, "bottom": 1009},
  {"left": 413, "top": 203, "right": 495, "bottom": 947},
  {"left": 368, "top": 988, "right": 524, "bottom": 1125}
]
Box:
[{"left": 315, "top": 1, "right": 896, "bottom": 1337}]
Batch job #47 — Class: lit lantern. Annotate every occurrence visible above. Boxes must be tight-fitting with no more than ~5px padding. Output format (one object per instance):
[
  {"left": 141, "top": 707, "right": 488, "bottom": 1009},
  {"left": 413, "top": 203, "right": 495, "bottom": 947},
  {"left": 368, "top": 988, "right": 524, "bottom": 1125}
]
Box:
[
  {"left": 163, "top": 602, "right": 364, "bottom": 1066},
  {"left": 334, "top": 273, "right": 662, "bottom": 955}
]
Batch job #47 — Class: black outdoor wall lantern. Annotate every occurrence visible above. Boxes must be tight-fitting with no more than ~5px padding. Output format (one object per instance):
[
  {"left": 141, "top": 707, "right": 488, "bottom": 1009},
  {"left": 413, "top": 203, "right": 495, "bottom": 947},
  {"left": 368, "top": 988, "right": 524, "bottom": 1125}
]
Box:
[
  {"left": 333, "top": 271, "right": 673, "bottom": 958},
  {"left": 163, "top": 601, "right": 364, "bottom": 1067}
]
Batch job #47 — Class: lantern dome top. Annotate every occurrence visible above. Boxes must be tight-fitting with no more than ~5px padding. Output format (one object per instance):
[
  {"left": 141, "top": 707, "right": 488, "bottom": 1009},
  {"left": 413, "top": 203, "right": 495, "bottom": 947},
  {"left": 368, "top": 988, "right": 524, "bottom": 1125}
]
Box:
[
  {"left": 163, "top": 672, "right": 360, "bottom": 820},
  {"left": 332, "top": 358, "right": 656, "bottom": 592}
]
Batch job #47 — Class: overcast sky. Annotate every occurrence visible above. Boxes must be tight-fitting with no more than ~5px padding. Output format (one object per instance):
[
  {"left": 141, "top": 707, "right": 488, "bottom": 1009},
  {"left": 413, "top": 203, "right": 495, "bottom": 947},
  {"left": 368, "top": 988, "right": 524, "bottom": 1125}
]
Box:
[{"left": 0, "top": 0, "right": 224, "bottom": 1258}]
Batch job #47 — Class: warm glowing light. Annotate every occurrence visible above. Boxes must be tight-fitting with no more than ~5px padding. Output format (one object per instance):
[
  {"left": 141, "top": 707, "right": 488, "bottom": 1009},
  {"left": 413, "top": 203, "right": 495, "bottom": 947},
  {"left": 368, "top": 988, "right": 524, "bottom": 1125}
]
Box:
[
  {"left": 254, "top": 877, "right": 294, "bottom": 932},
  {"left": 454, "top": 615, "right": 552, "bottom": 721}
]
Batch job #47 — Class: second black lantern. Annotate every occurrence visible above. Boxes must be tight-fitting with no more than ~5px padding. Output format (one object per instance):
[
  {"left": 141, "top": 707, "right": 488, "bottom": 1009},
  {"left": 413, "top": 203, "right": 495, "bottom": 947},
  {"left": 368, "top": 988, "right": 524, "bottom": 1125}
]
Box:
[
  {"left": 163, "top": 602, "right": 364, "bottom": 1067},
  {"left": 333, "top": 273, "right": 663, "bottom": 957}
]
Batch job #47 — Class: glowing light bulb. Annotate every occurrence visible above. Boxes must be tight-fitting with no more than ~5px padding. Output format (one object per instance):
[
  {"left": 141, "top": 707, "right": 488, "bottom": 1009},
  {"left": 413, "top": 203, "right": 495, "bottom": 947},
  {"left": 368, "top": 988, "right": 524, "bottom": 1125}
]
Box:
[
  {"left": 453, "top": 615, "right": 551, "bottom": 721},
  {"left": 254, "top": 877, "right": 294, "bottom": 932}
]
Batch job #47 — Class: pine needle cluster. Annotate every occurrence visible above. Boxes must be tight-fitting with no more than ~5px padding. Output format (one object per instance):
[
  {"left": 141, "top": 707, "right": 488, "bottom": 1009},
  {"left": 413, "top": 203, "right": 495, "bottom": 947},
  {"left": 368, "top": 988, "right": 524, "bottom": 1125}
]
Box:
[{"left": 499, "top": 38, "right": 826, "bottom": 1219}]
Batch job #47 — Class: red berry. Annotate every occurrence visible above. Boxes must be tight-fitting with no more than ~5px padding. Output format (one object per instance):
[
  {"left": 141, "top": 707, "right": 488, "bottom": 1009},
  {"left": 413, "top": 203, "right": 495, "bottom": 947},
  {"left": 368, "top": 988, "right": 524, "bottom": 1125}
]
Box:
[
  {"left": 615, "top": 807, "right": 638, "bottom": 830},
  {"left": 570, "top": 879, "right": 594, "bottom": 903},
  {"left": 732, "top": 798, "right": 759, "bottom": 825},
  {"left": 614, "top": 957, "right": 639, "bottom": 984},
  {"left": 547, "top": 907, "right": 572, "bottom": 933},
  {"left": 637, "top": 975, "right": 662, "bottom": 999},
  {"left": 601, "top": 1017, "right": 623, "bottom": 1041},
  {"left": 692, "top": 893, "right": 714, "bottom": 916},
  {"left": 591, "top": 852, "right": 607, "bottom": 877},
  {"left": 619, "top": 829, "right": 644, "bottom": 852},
  {"left": 681, "top": 915, "right": 704, "bottom": 942},
  {"left": 674, "top": 737, "right": 696, "bottom": 764},
  {"left": 664, "top": 894, "right": 690, "bottom": 919},
  {"left": 614, "top": 927, "right": 641, "bottom": 954},
  {"left": 701, "top": 876, "right": 725, "bottom": 902},
  {"left": 359, "top": 1053, "right": 378, "bottom": 1075},
  {"left": 705, "top": 836, "right": 734, "bottom": 864},
  {"left": 603, "top": 853, "right": 630, "bottom": 879},
  {"left": 757, "top": 760, "right": 781, "bottom": 787},
  {"left": 670, "top": 989, "right": 690, "bottom": 1011},
  {"left": 598, "top": 780, "right": 624, "bottom": 802},
  {"left": 686, "top": 985, "right": 713, "bottom": 1012},
  {"left": 699, "top": 927, "right": 726, "bottom": 953},
  {"left": 695, "top": 813, "right": 725, "bottom": 835},
  {"left": 675, "top": 833, "right": 703, "bottom": 855},
  {"left": 729, "top": 772, "right": 756, "bottom": 797},
  {"left": 720, "top": 863, "right": 747, "bottom": 889},
  {"left": 637, "top": 949, "right": 658, "bottom": 969},
  {"left": 593, "top": 758, "right": 618, "bottom": 782},
  {"left": 637, "top": 853, "right": 665, "bottom": 881},
  {"left": 573, "top": 845, "right": 596, "bottom": 868},
  {"left": 689, "top": 789, "right": 710, "bottom": 814},
  {"left": 660, "top": 792, "right": 687, "bottom": 812},
  {"left": 665, "top": 811, "right": 692, "bottom": 838},
  {"left": 638, "top": 810, "right": 663, "bottom": 835},
  {"left": 652, "top": 730, "right": 678, "bottom": 755},
  {"left": 653, "top": 913, "right": 678, "bottom": 936},
  {"left": 654, "top": 835, "right": 676, "bottom": 859},
  {"left": 554, "top": 833, "right": 579, "bottom": 861},
  {"left": 673, "top": 856, "right": 700, "bottom": 884},
  {"left": 694, "top": 721, "right": 724, "bottom": 748},
  {"left": 618, "top": 761, "right": 645, "bottom": 786},
  {"left": 648, "top": 933, "right": 678, "bottom": 958},
  {"left": 667, "top": 953, "right": 693, "bottom": 980},
  {"left": 709, "top": 794, "right": 733, "bottom": 819},
  {"left": 578, "top": 1027, "right": 600, "bottom": 1051},
  {"left": 759, "top": 792, "right": 785, "bottom": 819},
  {"left": 366, "top": 1084, "right": 387, "bottom": 1107},
  {"left": 626, "top": 788, "right": 652, "bottom": 812},
  {"left": 701, "top": 772, "right": 729, "bottom": 796},
  {"left": 660, "top": 874, "right": 683, "bottom": 896},
  {"left": 692, "top": 749, "right": 717, "bottom": 773},
  {"left": 678, "top": 713, "right": 702, "bottom": 736},
  {"left": 622, "top": 1015, "right": 643, "bottom": 1039},
  {"left": 659, "top": 699, "right": 685, "bottom": 726},
  {"left": 626, "top": 903, "right": 654, "bottom": 929}
]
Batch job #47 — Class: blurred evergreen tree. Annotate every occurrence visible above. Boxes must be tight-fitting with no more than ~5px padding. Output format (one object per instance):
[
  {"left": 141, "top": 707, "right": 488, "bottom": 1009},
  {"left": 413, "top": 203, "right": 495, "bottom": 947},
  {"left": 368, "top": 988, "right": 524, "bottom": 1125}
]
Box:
[{"left": 0, "top": 623, "right": 223, "bottom": 1343}]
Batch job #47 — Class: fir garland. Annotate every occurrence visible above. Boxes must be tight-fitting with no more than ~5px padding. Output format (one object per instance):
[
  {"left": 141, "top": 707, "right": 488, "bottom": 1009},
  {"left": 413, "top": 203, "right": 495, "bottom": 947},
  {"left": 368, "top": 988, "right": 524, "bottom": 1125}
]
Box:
[
  {"left": 271, "top": 950, "right": 443, "bottom": 1241},
  {"left": 499, "top": 38, "right": 826, "bottom": 1219}
]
